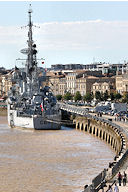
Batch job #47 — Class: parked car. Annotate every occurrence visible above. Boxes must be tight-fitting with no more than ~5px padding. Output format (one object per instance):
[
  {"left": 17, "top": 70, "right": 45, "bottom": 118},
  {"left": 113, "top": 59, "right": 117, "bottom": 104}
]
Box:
[{"left": 89, "top": 108, "right": 96, "bottom": 113}]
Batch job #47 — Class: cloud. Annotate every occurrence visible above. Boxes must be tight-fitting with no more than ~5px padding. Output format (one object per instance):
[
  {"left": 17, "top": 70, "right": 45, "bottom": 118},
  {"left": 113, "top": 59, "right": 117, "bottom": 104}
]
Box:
[
  {"left": 1, "top": 20, "right": 128, "bottom": 50},
  {"left": 34, "top": 20, "right": 128, "bottom": 51},
  {"left": 1, "top": 20, "right": 128, "bottom": 68}
]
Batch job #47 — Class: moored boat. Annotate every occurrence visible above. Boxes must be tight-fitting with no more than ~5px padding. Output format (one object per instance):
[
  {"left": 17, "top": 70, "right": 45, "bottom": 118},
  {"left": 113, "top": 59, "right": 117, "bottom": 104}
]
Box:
[{"left": 7, "top": 5, "right": 61, "bottom": 130}]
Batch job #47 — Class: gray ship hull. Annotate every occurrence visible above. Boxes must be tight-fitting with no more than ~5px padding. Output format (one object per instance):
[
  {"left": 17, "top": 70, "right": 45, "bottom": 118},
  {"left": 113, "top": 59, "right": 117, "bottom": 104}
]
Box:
[{"left": 8, "top": 107, "right": 61, "bottom": 130}]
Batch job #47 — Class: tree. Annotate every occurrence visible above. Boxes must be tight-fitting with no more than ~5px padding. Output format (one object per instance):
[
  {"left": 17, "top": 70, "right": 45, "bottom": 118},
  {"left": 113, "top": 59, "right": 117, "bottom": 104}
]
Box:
[
  {"left": 103, "top": 90, "right": 109, "bottom": 101},
  {"left": 63, "top": 92, "right": 73, "bottom": 101},
  {"left": 122, "top": 92, "right": 128, "bottom": 103},
  {"left": 74, "top": 91, "right": 82, "bottom": 102},
  {"left": 56, "top": 94, "right": 62, "bottom": 101},
  {"left": 110, "top": 92, "right": 115, "bottom": 101},
  {"left": 95, "top": 91, "right": 102, "bottom": 101},
  {"left": 114, "top": 92, "right": 122, "bottom": 101},
  {"left": 83, "top": 92, "right": 93, "bottom": 102}
]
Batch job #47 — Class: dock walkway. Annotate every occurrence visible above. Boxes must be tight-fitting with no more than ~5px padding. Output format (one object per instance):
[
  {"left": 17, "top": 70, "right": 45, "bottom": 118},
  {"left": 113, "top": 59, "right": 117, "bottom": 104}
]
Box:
[{"left": 94, "top": 114, "right": 128, "bottom": 192}]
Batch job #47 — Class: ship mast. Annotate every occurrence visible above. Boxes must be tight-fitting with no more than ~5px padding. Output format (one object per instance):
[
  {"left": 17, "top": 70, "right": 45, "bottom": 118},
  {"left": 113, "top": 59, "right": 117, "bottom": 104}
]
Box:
[
  {"left": 28, "top": 4, "right": 33, "bottom": 75},
  {"left": 26, "top": 4, "right": 39, "bottom": 96}
]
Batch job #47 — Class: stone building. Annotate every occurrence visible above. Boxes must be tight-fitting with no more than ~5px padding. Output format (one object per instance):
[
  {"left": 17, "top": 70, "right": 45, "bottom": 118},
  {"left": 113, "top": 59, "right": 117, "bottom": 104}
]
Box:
[
  {"left": 58, "top": 77, "right": 67, "bottom": 96},
  {"left": 0, "top": 76, "right": 2, "bottom": 97},
  {"left": 66, "top": 70, "right": 102, "bottom": 95},
  {"left": 48, "top": 72, "right": 66, "bottom": 96},
  {"left": 92, "top": 77, "right": 115, "bottom": 95},
  {"left": 92, "top": 82, "right": 110, "bottom": 94},
  {"left": 76, "top": 75, "right": 99, "bottom": 96},
  {"left": 66, "top": 72, "right": 78, "bottom": 95},
  {"left": 46, "top": 70, "right": 115, "bottom": 97},
  {"left": 0, "top": 73, "right": 12, "bottom": 97},
  {"left": 116, "top": 73, "right": 128, "bottom": 94}
]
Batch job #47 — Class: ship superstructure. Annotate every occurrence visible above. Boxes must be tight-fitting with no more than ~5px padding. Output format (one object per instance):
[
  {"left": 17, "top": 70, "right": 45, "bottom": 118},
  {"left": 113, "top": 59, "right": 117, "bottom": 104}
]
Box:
[{"left": 7, "top": 5, "right": 61, "bottom": 130}]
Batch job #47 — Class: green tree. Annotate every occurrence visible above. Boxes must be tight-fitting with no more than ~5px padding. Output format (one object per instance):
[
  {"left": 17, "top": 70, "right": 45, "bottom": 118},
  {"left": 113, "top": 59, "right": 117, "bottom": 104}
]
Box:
[
  {"left": 63, "top": 92, "right": 73, "bottom": 101},
  {"left": 74, "top": 91, "right": 82, "bottom": 102},
  {"left": 122, "top": 92, "right": 128, "bottom": 103},
  {"left": 110, "top": 92, "right": 115, "bottom": 101},
  {"left": 114, "top": 92, "right": 122, "bottom": 101},
  {"left": 56, "top": 94, "right": 62, "bottom": 101},
  {"left": 83, "top": 92, "right": 93, "bottom": 102},
  {"left": 95, "top": 91, "right": 102, "bottom": 101},
  {"left": 103, "top": 90, "right": 109, "bottom": 101}
]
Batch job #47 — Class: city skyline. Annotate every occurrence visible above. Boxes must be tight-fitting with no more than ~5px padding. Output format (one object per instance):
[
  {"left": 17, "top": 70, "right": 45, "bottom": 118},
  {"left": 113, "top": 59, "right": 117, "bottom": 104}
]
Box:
[{"left": 1, "top": 1, "right": 128, "bottom": 69}]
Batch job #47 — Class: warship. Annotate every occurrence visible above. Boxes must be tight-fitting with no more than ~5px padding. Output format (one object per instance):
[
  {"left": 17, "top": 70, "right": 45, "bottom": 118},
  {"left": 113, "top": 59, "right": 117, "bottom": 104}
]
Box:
[{"left": 7, "top": 5, "right": 61, "bottom": 130}]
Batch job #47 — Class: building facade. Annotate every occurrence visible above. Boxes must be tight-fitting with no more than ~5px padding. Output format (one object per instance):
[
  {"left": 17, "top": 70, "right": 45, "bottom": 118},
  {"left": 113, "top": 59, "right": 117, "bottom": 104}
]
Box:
[
  {"left": 92, "top": 77, "right": 115, "bottom": 95},
  {"left": 58, "top": 78, "right": 67, "bottom": 96},
  {"left": 48, "top": 72, "right": 66, "bottom": 96},
  {"left": 66, "top": 72, "right": 78, "bottom": 95},
  {"left": 76, "top": 75, "right": 99, "bottom": 96},
  {"left": 92, "top": 82, "right": 110, "bottom": 94},
  {"left": 116, "top": 73, "right": 128, "bottom": 94},
  {"left": 0, "top": 73, "right": 12, "bottom": 97}
]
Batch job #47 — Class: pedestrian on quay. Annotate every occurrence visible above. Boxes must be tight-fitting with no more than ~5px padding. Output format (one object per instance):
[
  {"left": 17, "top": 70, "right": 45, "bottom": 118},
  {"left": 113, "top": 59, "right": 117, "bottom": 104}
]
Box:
[
  {"left": 118, "top": 172, "right": 122, "bottom": 186},
  {"left": 123, "top": 171, "right": 127, "bottom": 186},
  {"left": 114, "top": 183, "right": 119, "bottom": 192},
  {"left": 108, "top": 185, "right": 113, "bottom": 192}
]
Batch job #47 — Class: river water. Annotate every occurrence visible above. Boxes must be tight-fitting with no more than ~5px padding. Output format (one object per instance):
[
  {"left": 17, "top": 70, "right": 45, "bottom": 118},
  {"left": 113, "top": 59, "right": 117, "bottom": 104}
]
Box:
[{"left": 0, "top": 116, "right": 115, "bottom": 192}]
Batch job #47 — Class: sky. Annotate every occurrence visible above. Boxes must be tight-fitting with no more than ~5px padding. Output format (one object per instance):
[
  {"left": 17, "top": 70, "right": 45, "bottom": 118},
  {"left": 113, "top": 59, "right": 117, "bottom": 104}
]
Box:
[{"left": 1, "top": 1, "right": 128, "bottom": 69}]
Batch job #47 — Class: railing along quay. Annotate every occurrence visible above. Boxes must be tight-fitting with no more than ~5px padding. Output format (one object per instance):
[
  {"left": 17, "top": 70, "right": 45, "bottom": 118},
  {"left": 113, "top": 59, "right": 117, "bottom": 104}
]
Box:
[
  {"left": 58, "top": 103, "right": 128, "bottom": 192},
  {"left": 58, "top": 102, "right": 128, "bottom": 137}
]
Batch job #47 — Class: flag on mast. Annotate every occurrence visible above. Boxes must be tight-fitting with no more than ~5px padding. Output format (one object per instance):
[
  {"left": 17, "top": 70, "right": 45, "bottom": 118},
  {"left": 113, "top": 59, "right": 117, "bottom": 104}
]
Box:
[{"left": 40, "top": 103, "right": 43, "bottom": 112}]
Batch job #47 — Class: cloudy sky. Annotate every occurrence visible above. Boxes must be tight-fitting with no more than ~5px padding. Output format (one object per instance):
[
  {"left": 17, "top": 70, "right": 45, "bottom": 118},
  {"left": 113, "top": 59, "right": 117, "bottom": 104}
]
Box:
[{"left": 1, "top": 1, "right": 128, "bottom": 69}]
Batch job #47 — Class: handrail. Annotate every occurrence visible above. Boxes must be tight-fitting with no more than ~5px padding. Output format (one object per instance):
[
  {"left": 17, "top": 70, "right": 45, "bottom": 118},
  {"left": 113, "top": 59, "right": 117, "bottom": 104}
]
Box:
[{"left": 105, "top": 180, "right": 116, "bottom": 192}]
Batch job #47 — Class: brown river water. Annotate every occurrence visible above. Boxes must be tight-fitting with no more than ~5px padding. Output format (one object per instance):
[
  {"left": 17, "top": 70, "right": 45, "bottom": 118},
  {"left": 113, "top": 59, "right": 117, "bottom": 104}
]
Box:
[{"left": 0, "top": 116, "right": 115, "bottom": 192}]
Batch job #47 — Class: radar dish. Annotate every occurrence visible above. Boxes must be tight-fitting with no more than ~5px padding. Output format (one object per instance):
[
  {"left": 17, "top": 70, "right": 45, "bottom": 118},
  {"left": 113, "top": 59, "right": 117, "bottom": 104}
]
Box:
[{"left": 20, "top": 48, "right": 29, "bottom": 54}]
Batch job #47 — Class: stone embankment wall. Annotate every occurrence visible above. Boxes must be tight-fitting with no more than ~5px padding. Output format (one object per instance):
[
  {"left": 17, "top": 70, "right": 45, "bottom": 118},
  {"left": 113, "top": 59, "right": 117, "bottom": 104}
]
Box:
[{"left": 73, "top": 116, "right": 128, "bottom": 192}]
